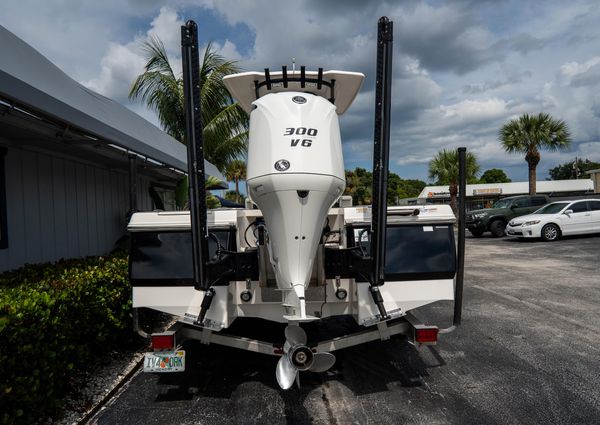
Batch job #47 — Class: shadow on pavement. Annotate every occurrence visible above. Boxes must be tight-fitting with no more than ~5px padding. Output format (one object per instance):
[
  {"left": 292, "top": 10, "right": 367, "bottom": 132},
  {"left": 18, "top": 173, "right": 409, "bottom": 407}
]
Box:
[{"left": 150, "top": 317, "right": 446, "bottom": 422}]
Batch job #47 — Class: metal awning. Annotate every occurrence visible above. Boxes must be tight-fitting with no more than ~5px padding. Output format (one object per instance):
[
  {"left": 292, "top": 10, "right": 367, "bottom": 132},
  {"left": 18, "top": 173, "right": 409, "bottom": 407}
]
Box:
[{"left": 0, "top": 24, "right": 225, "bottom": 184}]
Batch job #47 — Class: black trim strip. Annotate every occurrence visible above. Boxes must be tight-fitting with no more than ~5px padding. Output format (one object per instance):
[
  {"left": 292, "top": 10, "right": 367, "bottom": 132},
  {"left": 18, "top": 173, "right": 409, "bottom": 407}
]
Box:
[
  {"left": 355, "top": 272, "right": 456, "bottom": 283},
  {"left": 0, "top": 147, "right": 7, "bottom": 250}
]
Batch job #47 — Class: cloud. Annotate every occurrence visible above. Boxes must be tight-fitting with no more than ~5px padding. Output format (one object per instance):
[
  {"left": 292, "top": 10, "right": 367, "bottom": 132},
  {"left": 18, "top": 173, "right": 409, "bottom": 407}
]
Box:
[
  {"left": 560, "top": 56, "right": 600, "bottom": 80},
  {"left": 395, "top": 2, "right": 499, "bottom": 74},
  {"left": 83, "top": 6, "right": 185, "bottom": 104},
  {"left": 536, "top": 56, "right": 600, "bottom": 143},
  {"left": 147, "top": 6, "right": 186, "bottom": 56},
  {"left": 440, "top": 98, "right": 508, "bottom": 126},
  {"left": 214, "top": 40, "right": 243, "bottom": 62},
  {"left": 84, "top": 42, "right": 146, "bottom": 101},
  {"left": 4, "top": 0, "right": 600, "bottom": 183},
  {"left": 462, "top": 69, "right": 532, "bottom": 94},
  {"left": 507, "top": 33, "right": 548, "bottom": 54},
  {"left": 204, "top": 0, "right": 600, "bottom": 181},
  {"left": 564, "top": 58, "right": 600, "bottom": 87}
]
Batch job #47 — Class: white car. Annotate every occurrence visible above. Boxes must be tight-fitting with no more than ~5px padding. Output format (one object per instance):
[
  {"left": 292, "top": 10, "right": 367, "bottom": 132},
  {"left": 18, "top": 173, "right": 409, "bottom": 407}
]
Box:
[{"left": 506, "top": 199, "right": 600, "bottom": 241}]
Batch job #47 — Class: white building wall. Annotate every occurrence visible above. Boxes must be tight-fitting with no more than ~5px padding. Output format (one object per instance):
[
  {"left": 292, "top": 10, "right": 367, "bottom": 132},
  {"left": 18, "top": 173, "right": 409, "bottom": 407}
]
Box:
[
  {"left": 418, "top": 179, "right": 594, "bottom": 199},
  {"left": 0, "top": 145, "right": 154, "bottom": 272}
]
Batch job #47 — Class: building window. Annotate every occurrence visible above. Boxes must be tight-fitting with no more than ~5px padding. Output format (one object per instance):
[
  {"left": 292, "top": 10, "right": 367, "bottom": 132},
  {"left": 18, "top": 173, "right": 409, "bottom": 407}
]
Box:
[{"left": 0, "top": 147, "right": 7, "bottom": 249}]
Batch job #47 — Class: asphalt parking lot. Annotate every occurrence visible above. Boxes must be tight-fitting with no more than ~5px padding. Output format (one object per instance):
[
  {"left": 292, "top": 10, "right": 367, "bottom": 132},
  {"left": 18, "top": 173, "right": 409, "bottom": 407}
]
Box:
[{"left": 92, "top": 233, "right": 600, "bottom": 425}]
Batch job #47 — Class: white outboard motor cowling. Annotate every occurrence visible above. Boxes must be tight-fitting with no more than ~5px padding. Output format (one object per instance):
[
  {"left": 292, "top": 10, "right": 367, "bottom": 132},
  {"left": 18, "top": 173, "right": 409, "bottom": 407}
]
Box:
[{"left": 247, "top": 92, "right": 345, "bottom": 320}]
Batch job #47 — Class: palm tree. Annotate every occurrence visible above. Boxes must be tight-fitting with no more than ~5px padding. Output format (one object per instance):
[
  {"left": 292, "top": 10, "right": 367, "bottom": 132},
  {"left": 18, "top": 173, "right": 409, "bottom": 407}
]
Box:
[
  {"left": 428, "top": 149, "right": 480, "bottom": 214},
  {"left": 129, "top": 36, "right": 248, "bottom": 172},
  {"left": 174, "top": 175, "right": 222, "bottom": 210},
  {"left": 224, "top": 159, "right": 247, "bottom": 203},
  {"left": 499, "top": 113, "right": 571, "bottom": 195}
]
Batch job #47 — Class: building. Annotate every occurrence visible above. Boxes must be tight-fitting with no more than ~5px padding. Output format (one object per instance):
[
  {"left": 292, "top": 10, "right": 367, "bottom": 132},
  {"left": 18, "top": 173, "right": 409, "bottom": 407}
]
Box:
[
  {"left": 0, "top": 25, "right": 224, "bottom": 272},
  {"left": 418, "top": 179, "right": 594, "bottom": 211},
  {"left": 586, "top": 169, "right": 600, "bottom": 193}
]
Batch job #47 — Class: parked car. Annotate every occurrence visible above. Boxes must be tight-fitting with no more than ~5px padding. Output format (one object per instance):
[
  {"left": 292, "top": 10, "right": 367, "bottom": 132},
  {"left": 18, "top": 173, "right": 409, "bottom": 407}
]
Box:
[
  {"left": 466, "top": 195, "right": 550, "bottom": 237},
  {"left": 506, "top": 199, "right": 600, "bottom": 241}
]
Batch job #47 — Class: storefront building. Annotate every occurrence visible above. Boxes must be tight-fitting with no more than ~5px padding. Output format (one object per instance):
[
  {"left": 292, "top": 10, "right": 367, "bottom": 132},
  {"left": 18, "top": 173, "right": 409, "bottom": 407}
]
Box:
[{"left": 418, "top": 179, "right": 595, "bottom": 211}]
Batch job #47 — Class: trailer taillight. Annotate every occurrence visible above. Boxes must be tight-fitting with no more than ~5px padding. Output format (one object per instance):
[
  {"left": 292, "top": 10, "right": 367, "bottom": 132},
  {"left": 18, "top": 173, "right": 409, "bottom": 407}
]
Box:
[
  {"left": 152, "top": 333, "right": 175, "bottom": 351},
  {"left": 415, "top": 327, "right": 438, "bottom": 344}
]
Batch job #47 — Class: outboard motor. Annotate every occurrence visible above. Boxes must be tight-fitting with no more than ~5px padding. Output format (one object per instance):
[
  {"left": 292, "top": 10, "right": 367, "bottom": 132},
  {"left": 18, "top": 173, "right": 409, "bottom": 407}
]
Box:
[{"left": 246, "top": 91, "right": 345, "bottom": 320}]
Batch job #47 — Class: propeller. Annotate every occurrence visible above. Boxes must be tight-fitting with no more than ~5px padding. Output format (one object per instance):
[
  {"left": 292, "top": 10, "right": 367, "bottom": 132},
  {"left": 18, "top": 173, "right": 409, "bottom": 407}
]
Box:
[{"left": 276, "top": 325, "right": 336, "bottom": 390}]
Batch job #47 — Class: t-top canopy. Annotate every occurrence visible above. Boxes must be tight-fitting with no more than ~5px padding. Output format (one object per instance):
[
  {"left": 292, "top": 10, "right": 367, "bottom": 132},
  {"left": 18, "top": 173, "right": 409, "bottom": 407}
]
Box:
[{"left": 223, "top": 68, "right": 364, "bottom": 115}]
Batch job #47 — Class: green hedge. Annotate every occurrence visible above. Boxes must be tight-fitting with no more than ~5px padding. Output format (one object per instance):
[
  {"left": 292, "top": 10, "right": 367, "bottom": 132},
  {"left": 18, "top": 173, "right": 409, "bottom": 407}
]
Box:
[{"left": 0, "top": 254, "right": 133, "bottom": 425}]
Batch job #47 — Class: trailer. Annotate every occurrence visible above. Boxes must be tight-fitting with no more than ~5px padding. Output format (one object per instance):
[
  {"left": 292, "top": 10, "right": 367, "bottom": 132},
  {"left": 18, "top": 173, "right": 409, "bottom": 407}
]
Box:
[{"left": 128, "top": 17, "right": 467, "bottom": 389}]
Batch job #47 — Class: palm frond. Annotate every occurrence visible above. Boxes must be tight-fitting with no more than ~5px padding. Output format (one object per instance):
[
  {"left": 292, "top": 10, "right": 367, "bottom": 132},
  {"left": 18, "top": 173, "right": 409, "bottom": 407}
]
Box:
[
  {"left": 129, "top": 35, "right": 249, "bottom": 165},
  {"left": 499, "top": 112, "right": 572, "bottom": 154},
  {"left": 428, "top": 149, "right": 480, "bottom": 185}
]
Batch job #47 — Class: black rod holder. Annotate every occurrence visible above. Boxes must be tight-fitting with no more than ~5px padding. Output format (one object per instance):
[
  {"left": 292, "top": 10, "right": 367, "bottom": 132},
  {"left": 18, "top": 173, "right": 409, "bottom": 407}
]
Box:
[
  {"left": 370, "top": 16, "right": 393, "bottom": 288},
  {"left": 317, "top": 67, "right": 323, "bottom": 89},
  {"left": 282, "top": 65, "right": 288, "bottom": 88},
  {"left": 181, "top": 20, "right": 209, "bottom": 291},
  {"left": 454, "top": 147, "right": 467, "bottom": 326},
  {"left": 264, "top": 68, "right": 272, "bottom": 90}
]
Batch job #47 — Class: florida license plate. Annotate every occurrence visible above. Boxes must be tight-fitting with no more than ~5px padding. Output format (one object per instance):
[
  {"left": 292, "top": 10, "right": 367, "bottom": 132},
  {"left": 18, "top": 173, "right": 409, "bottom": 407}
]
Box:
[{"left": 143, "top": 350, "right": 185, "bottom": 372}]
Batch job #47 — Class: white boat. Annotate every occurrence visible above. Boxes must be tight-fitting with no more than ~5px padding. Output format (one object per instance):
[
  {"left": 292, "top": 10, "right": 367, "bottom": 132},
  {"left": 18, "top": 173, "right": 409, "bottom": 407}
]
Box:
[{"left": 128, "top": 17, "right": 466, "bottom": 389}]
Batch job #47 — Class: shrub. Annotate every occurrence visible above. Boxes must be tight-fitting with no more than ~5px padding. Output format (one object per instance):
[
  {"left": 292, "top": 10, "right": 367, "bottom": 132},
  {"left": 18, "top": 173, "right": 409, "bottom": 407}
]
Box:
[{"left": 0, "top": 254, "right": 132, "bottom": 425}]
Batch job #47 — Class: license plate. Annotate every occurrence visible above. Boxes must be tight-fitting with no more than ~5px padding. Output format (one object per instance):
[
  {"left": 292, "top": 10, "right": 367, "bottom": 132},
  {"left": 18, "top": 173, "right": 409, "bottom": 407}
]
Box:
[{"left": 143, "top": 350, "right": 185, "bottom": 372}]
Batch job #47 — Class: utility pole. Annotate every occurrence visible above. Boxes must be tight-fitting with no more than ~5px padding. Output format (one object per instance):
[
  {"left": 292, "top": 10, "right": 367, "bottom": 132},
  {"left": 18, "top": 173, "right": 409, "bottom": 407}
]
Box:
[{"left": 573, "top": 157, "right": 580, "bottom": 179}]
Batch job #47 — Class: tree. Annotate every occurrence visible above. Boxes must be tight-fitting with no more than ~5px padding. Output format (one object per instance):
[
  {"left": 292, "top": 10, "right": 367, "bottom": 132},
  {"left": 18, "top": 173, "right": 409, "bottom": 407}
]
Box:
[
  {"left": 129, "top": 37, "right": 248, "bottom": 172},
  {"left": 174, "top": 175, "right": 221, "bottom": 210},
  {"left": 344, "top": 168, "right": 371, "bottom": 205},
  {"left": 479, "top": 168, "right": 511, "bottom": 184},
  {"left": 428, "top": 149, "right": 480, "bottom": 214},
  {"left": 343, "top": 167, "right": 426, "bottom": 206},
  {"left": 225, "top": 159, "right": 247, "bottom": 203},
  {"left": 224, "top": 190, "right": 240, "bottom": 203},
  {"left": 549, "top": 158, "right": 600, "bottom": 180},
  {"left": 388, "top": 174, "right": 426, "bottom": 202},
  {"left": 499, "top": 113, "right": 571, "bottom": 195},
  {"left": 397, "top": 178, "right": 427, "bottom": 199}
]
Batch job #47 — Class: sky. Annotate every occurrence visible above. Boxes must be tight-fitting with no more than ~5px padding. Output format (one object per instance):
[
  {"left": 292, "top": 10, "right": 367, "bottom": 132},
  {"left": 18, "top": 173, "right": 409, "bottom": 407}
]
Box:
[{"left": 2, "top": 0, "right": 600, "bottom": 183}]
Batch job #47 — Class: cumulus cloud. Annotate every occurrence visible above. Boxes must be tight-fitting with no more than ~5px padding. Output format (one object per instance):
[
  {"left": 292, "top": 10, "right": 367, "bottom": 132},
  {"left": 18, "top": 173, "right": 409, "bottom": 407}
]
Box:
[
  {"left": 561, "top": 57, "right": 600, "bottom": 87},
  {"left": 537, "top": 56, "right": 600, "bottom": 142},
  {"left": 147, "top": 6, "right": 186, "bottom": 56},
  {"left": 82, "top": 6, "right": 242, "bottom": 116},
  {"left": 84, "top": 43, "right": 146, "bottom": 101},
  {"left": 395, "top": 2, "right": 498, "bottom": 74},
  {"left": 560, "top": 57, "right": 600, "bottom": 80},
  {"left": 83, "top": 6, "right": 185, "bottom": 103}
]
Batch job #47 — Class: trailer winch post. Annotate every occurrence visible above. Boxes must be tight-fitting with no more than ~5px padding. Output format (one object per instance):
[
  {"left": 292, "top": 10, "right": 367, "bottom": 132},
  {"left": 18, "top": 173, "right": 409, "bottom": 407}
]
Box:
[
  {"left": 453, "top": 147, "right": 467, "bottom": 326},
  {"left": 181, "top": 20, "right": 209, "bottom": 292}
]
